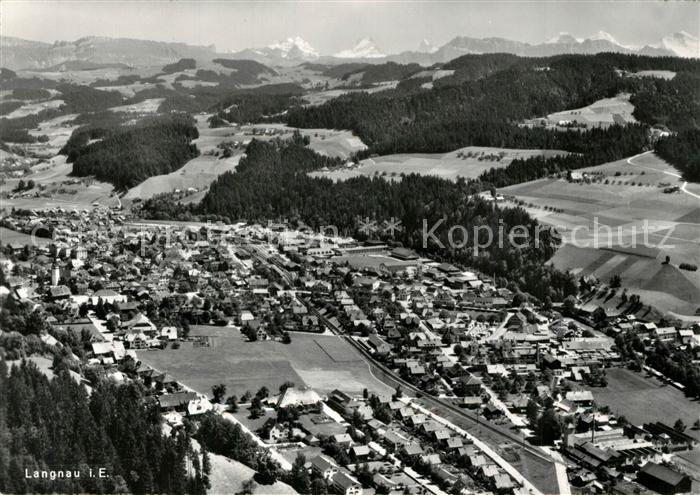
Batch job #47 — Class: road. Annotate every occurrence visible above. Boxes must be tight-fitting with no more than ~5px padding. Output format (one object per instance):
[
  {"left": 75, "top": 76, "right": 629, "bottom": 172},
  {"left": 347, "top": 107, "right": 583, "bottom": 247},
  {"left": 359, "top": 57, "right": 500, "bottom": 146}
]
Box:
[{"left": 627, "top": 150, "right": 700, "bottom": 200}]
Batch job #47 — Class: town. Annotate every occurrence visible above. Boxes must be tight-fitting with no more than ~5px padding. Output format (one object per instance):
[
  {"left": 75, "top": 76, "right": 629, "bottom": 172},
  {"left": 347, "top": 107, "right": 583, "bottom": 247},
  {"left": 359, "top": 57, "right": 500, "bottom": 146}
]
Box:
[{"left": 1, "top": 204, "right": 698, "bottom": 495}]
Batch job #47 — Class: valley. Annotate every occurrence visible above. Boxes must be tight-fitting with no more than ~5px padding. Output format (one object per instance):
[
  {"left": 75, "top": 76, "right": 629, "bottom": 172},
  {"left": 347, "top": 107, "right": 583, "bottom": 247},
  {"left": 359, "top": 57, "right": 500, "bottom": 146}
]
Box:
[{"left": 1, "top": 13, "right": 699, "bottom": 495}]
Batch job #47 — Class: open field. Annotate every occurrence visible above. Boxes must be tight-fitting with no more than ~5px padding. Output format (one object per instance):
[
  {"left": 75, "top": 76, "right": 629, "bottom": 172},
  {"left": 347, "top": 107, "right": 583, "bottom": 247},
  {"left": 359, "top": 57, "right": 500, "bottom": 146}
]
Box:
[
  {"left": 124, "top": 154, "right": 241, "bottom": 201},
  {"left": 591, "top": 368, "right": 700, "bottom": 441},
  {"left": 191, "top": 440, "right": 297, "bottom": 495},
  {"left": 1, "top": 155, "right": 119, "bottom": 211},
  {"left": 137, "top": 326, "right": 393, "bottom": 398},
  {"left": 502, "top": 153, "right": 700, "bottom": 317},
  {"left": 545, "top": 93, "right": 636, "bottom": 127},
  {"left": 0, "top": 227, "right": 53, "bottom": 246},
  {"left": 109, "top": 97, "right": 164, "bottom": 114},
  {"left": 302, "top": 82, "right": 398, "bottom": 106},
  {"left": 629, "top": 70, "right": 676, "bottom": 80},
  {"left": 310, "top": 147, "right": 567, "bottom": 182},
  {"left": 4, "top": 99, "right": 65, "bottom": 119}
]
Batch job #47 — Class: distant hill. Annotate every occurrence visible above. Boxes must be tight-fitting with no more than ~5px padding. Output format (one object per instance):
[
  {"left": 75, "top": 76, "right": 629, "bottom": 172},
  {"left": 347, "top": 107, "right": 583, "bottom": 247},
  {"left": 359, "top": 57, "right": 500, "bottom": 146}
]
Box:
[
  {"left": 38, "top": 60, "right": 133, "bottom": 72},
  {"left": 0, "top": 36, "right": 217, "bottom": 70}
]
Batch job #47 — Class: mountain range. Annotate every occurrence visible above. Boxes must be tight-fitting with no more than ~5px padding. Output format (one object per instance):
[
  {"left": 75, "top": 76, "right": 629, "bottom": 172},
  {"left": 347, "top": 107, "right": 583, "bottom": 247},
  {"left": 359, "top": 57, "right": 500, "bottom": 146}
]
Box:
[{"left": 1, "top": 31, "right": 697, "bottom": 70}]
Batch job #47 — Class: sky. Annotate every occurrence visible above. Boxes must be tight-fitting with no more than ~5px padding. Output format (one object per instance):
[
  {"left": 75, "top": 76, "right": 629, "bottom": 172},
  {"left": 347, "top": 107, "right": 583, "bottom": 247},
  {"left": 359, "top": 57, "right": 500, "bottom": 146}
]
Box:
[{"left": 2, "top": 1, "right": 698, "bottom": 54}]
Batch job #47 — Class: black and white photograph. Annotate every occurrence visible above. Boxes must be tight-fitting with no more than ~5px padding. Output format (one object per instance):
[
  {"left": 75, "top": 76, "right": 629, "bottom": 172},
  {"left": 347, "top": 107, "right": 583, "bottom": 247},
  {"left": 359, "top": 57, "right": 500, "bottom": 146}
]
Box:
[{"left": 0, "top": 1, "right": 699, "bottom": 494}]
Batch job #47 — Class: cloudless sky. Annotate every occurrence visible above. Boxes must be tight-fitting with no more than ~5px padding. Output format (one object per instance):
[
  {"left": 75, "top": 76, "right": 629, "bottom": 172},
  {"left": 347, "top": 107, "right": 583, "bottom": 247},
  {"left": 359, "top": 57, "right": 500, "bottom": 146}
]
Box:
[{"left": 2, "top": 1, "right": 698, "bottom": 54}]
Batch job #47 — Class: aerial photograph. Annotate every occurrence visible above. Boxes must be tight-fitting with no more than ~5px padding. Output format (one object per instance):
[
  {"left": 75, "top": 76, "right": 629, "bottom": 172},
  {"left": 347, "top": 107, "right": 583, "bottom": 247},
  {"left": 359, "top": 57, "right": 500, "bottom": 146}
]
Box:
[{"left": 0, "top": 1, "right": 698, "bottom": 494}]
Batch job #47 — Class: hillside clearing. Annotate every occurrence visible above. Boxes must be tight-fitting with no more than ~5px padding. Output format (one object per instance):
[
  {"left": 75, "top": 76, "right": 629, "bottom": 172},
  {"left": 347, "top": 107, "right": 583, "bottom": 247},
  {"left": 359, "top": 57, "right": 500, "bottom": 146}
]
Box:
[{"left": 310, "top": 147, "right": 568, "bottom": 182}]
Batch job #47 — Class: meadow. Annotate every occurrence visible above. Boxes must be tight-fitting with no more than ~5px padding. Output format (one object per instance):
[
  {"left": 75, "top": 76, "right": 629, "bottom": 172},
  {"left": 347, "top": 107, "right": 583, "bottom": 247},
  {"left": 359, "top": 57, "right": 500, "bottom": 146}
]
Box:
[
  {"left": 592, "top": 367, "right": 700, "bottom": 441},
  {"left": 545, "top": 93, "right": 637, "bottom": 127},
  {"left": 310, "top": 147, "right": 567, "bottom": 182},
  {"left": 502, "top": 152, "right": 700, "bottom": 317},
  {"left": 137, "top": 326, "right": 393, "bottom": 398}
]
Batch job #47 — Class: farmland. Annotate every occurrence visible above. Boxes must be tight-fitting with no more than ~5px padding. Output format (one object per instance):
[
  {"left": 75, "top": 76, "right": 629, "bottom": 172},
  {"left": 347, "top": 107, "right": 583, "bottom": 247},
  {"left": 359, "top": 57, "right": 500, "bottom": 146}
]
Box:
[
  {"left": 502, "top": 152, "right": 700, "bottom": 317},
  {"left": 544, "top": 93, "right": 637, "bottom": 128},
  {"left": 137, "top": 326, "right": 393, "bottom": 398},
  {"left": 1, "top": 155, "right": 119, "bottom": 211},
  {"left": 591, "top": 368, "right": 700, "bottom": 442},
  {"left": 310, "top": 147, "right": 567, "bottom": 182}
]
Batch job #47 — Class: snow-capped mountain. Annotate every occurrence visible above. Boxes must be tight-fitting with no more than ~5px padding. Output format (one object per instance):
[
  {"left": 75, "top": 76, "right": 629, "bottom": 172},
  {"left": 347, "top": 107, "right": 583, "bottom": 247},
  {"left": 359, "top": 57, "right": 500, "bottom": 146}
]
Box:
[
  {"left": 660, "top": 31, "right": 699, "bottom": 58},
  {"left": 334, "top": 38, "right": 385, "bottom": 59},
  {"left": 589, "top": 30, "right": 626, "bottom": 47},
  {"left": 544, "top": 32, "right": 581, "bottom": 45},
  {"left": 417, "top": 39, "right": 438, "bottom": 53},
  {"left": 267, "top": 36, "right": 319, "bottom": 59},
  {"left": 1, "top": 30, "right": 697, "bottom": 71}
]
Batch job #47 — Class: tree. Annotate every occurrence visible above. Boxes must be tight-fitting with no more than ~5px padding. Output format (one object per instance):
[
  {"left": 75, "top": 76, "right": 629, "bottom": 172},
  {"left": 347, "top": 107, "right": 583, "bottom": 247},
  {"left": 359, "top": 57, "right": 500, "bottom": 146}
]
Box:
[
  {"left": 212, "top": 383, "right": 226, "bottom": 403},
  {"left": 201, "top": 446, "right": 212, "bottom": 490},
  {"left": 674, "top": 418, "right": 686, "bottom": 432},
  {"left": 239, "top": 478, "right": 255, "bottom": 495},
  {"left": 279, "top": 381, "right": 295, "bottom": 394},
  {"left": 226, "top": 394, "right": 239, "bottom": 412},
  {"left": 288, "top": 454, "right": 310, "bottom": 493},
  {"left": 526, "top": 399, "right": 540, "bottom": 426},
  {"left": 250, "top": 397, "right": 264, "bottom": 419},
  {"left": 255, "top": 452, "right": 281, "bottom": 485},
  {"left": 255, "top": 386, "right": 269, "bottom": 400},
  {"left": 692, "top": 419, "right": 700, "bottom": 431},
  {"left": 563, "top": 295, "right": 577, "bottom": 315},
  {"left": 310, "top": 478, "right": 328, "bottom": 495},
  {"left": 592, "top": 307, "right": 607, "bottom": 325},
  {"left": 610, "top": 274, "right": 621, "bottom": 288},
  {"left": 538, "top": 408, "right": 562, "bottom": 445}
]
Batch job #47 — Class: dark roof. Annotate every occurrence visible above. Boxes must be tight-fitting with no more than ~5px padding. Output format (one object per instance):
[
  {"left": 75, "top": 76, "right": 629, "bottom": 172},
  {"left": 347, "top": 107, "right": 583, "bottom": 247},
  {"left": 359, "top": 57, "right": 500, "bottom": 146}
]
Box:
[
  {"left": 638, "top": 462, "right": 688, "bottom": 487},
  {"left": 159, "top": 392, "right": 197, "bottom": 409}
]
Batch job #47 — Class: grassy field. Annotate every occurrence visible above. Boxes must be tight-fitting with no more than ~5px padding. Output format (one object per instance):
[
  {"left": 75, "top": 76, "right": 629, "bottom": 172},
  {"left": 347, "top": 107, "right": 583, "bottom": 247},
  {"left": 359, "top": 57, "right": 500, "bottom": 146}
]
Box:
[
  {"left": 5, "top": 98, "right": 65, "bottom": 119},
  {"left": 310, "top": 147, "right": 567, "bottom": 182},
  {"left": 629, "top": 70, "right": 676, "bottom": 80},
  {"left": 191, "top": 440, "right": 296, "bottom": 495},
  {"left": 109, "top": 98, "right": 164, "bottom": 114},
  {"left": 592, "top": 368, "right": 700, "bottom": 441},
  {"left": 137, "top": 326, "right": 393, "bottom": 398},
  {"left": 545, "top": 93, "right": 637, "bottom": 127},
  {"left": 502, "top": 153, "right": 700, "bottom": 317},
  {"left": 1, "top": 155, "right": 119, "bottom": 211},
  {"left": 0, "top": 227, "right": 53, "bottom": 246}
]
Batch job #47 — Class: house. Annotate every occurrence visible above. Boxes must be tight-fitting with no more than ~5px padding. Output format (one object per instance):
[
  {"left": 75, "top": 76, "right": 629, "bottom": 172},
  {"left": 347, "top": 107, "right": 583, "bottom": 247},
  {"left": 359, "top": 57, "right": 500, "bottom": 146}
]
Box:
[
  {"left": 636, "top": 462, "right": 692, "bottom": 494},
  {"left": 459, "top": 374, "right": 483, "bottom": 396},
  {"left": 331, "top": 433, "right": 354, "bottom": 448},
  {"left": 187, "top": 398, "right": 213, "bottom": 416},
  {"left": 401, "top": 443, "right": 424, "bottom": 458},
  {"left": 565, "top": 390, "right": 594, "bottom": 407},
  {"left": 310, "top": 455, "right": 338, "bottom": 480},
  {"left": 159, "top": 391, "right": 198, "bottom": 412},
  {"left": 350, "top": 444, "right": 371, "bottom": 460},
  {"left": 49, "top": 285, "right": 71, "bottom": 300},
  {"left": 331, "top": 471, "right": 363, "bottom": 495},
  {"left": 368, "top": 334, "right": 391, "bottom": 355}
]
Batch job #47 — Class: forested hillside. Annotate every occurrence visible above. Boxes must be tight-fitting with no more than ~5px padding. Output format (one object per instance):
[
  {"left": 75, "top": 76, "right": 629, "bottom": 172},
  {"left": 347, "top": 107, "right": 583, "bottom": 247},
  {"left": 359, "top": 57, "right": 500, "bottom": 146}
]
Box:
[
  {"left": 655, "top": 129, "right": 700, "bottom": 182},
  {"left": 64, "top": 113, "right": 199, "bottom": 189},
  {"left": 286, "top": 55, "right": 627, "bottom": 154},
  {"left": 0, "top": 360, "right": 207, "bottom": 494},
  {"left": 287, "top": 52, "right": 700, "bottom": 183}
]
